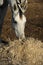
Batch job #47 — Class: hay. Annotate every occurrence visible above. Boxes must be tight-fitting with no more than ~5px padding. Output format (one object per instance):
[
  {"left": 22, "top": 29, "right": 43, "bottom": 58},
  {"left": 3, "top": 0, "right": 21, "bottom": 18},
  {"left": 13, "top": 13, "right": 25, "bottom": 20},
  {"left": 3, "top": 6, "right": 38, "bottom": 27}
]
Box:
[{"left": 0, "top": 37, "right": 43, "bottom": 65}]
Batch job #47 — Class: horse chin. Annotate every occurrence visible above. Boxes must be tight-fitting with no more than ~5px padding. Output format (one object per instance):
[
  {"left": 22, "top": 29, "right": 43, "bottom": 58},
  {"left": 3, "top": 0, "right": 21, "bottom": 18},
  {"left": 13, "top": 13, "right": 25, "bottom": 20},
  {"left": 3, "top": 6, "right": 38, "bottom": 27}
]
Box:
[
  {"left": 14, "top": 24, "right": 25, "bottom": 40},
  {"left": 15, "top": 30, "right": 26, "bottom": 41}
]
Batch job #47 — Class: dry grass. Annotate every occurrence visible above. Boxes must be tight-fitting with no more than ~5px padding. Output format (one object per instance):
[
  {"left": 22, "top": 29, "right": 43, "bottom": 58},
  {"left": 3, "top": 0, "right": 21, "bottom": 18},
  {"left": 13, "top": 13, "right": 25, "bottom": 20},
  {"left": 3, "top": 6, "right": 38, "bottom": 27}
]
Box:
[{"left": 0, "top": 38, "right": 43, "bottom": 65}]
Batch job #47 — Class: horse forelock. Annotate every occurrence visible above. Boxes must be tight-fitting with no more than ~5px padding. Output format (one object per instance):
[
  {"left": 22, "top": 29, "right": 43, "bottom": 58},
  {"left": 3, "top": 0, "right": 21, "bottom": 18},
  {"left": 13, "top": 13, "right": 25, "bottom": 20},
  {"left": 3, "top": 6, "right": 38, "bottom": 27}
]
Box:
[{"left": 16, "top": 0, "right": 23, "bottom": 19}]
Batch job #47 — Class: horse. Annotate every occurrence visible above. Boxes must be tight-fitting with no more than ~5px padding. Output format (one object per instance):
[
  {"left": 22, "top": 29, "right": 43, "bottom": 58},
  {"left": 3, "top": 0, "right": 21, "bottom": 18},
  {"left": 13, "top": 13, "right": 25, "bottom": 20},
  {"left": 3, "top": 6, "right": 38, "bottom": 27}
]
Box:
[{"left": 0, "top": 0, "right": 27, "bottom": 43}]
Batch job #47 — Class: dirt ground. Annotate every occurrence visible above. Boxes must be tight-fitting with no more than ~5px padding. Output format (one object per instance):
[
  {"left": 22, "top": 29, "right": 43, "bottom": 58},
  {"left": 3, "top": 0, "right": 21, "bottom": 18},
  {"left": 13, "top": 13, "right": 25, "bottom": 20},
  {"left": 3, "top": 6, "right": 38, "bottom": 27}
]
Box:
[{"left": 0, "top": 1, "right": 43, "bottom": 65}]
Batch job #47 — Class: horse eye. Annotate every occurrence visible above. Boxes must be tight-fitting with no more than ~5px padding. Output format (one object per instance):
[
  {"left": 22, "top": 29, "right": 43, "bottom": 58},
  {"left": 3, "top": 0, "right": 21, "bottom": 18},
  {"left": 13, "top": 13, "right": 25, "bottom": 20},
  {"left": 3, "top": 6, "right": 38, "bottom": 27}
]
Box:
[{"left": 14, "top": 4, "right": 16, "bottom": 10}]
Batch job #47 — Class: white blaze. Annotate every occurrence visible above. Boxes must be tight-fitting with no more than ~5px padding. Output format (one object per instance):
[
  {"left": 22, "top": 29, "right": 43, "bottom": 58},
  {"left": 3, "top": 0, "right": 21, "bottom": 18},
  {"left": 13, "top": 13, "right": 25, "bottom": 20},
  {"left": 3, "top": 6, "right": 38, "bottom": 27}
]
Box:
[{"left": 12, "top": 13, "right": 26, "bottom": 39}]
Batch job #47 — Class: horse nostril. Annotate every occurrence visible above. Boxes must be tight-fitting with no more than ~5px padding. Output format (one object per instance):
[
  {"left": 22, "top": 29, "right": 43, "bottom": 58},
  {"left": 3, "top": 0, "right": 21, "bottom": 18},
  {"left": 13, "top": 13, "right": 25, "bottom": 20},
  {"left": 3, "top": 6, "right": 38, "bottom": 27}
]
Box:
[
  {"left": 14, "top": 4, "right": 16, "bottom": 10},
  {"left": 14, "top": 21, "right": 17, "bottom": 24}
]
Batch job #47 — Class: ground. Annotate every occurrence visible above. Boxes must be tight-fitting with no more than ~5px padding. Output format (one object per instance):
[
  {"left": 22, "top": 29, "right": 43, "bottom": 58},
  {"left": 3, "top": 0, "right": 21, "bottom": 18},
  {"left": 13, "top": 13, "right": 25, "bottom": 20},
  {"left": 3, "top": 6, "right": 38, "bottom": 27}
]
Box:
[
  {"left": 0, "top": 1, "right": 43, "bottom": 65},
  {"left": 0, "top": 38, "right": 43, "bottom": 65}
]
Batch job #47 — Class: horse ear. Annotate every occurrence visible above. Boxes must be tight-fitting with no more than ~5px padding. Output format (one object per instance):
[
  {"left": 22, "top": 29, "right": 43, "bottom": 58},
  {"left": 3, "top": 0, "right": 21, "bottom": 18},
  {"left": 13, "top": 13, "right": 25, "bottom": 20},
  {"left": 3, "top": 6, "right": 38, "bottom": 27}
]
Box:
[
  {"left": 17, "top": 0, "right": 28, "bottom": 13},
  {"left": 17, "top": 0, "right": 20, "bottom": 4}
]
